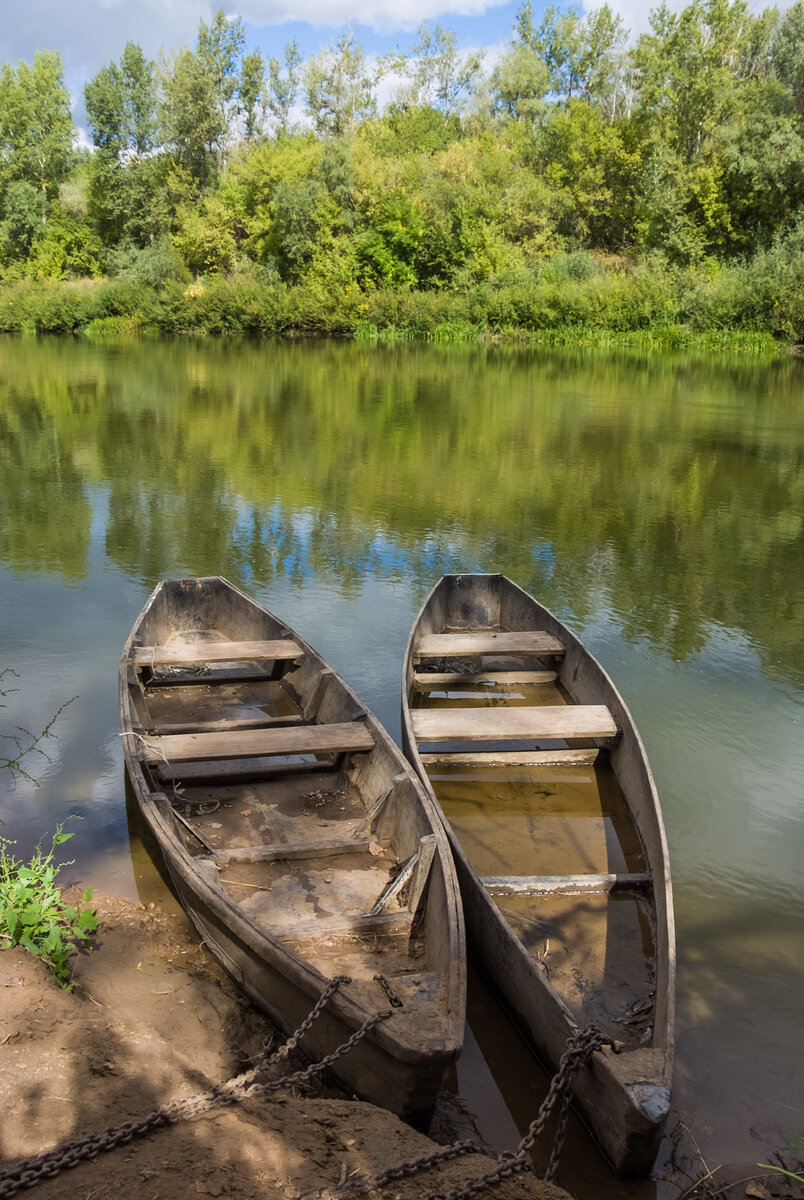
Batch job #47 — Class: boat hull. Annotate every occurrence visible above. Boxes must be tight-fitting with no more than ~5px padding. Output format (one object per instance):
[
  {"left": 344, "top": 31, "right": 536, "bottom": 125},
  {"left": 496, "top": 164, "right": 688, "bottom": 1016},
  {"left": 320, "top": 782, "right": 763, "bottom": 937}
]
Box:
[
  {"left": 402, "top": 573, "right": 675, "bottom": 1173},
  {"left": 122, "top": 576, "right": 465, "bottom": 1127}
]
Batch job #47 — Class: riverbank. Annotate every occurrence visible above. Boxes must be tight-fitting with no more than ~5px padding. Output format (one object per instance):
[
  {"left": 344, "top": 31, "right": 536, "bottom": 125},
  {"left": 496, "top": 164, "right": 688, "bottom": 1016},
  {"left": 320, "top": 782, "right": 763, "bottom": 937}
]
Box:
[
  {"left": 0, "top": 894, "right": 569, "bottom": 1200},
  {"left": 0, "top": 270, "right": 799, "bottom": 350}
]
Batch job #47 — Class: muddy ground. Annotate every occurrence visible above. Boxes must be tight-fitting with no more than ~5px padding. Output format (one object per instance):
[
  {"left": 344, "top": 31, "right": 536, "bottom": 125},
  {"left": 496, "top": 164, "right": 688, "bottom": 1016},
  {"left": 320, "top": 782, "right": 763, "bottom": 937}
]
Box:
[
  {"left": 1, "top": 896, "right": 801, "bottom": 1200},
  {"left": 0, "top": 895, "right": 571, "bottom": 1200}
]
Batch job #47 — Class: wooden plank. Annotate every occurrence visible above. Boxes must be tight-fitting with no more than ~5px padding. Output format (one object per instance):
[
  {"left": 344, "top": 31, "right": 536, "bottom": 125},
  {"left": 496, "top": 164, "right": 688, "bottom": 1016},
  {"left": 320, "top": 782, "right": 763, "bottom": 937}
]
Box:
[
  {"left": 407, "top": 835, "right": 437, "bottom": 915},
  {"left": 155, "top": 757, "right": 337, "bottom": 784},
  {"left": 281, "top": 910, "right": 414, "bottom": 942},
  {"left": 134, "top": 638, "right": 302, "bottom": 667},
  {"left": 420, "top": 749, "right": 600, "bottom": 767},
  {"left": 413, "top": 670, "right": 557, "bottom": 689},
  {"left": 365, "top": 854, "right": 418, "bottom": 917},
  {"left": 414, "top": 631, "right": 564, "bottom": 659},
  {"left": 141, "top": 721, "right": 375, "bottom": 765},
  {"left": 211, "top": 837, "right": 379, "bottom": 865},
  {"left": 481, "top": 873, "right": 652, "bottom": 896},
  {"left": 411, "top": 705, "right": 617, "bottom": 743},
  {"left": 149, "top": 713, "right": 305, "bottom": 736}
]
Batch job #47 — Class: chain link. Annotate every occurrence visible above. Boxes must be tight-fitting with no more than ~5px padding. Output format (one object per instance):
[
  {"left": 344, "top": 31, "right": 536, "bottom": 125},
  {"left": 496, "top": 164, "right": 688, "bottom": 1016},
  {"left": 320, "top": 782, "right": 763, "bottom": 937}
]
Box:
[
  {"left": 333, "top": 1025, "right": 610, "bottom": 1200},
  {"left": 373, "top": 973, "right": 403, "bottom": 1008},
  {"left": 0, "top": 974, "right": 392, "bottom": 1200}
]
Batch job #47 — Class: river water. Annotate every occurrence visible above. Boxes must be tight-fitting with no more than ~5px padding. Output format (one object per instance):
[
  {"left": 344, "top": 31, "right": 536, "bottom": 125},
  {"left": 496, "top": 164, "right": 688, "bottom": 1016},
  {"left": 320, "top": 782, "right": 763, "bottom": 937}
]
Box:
[{"left": 1, "top": 336, "right": 802, "bottom": 1197}]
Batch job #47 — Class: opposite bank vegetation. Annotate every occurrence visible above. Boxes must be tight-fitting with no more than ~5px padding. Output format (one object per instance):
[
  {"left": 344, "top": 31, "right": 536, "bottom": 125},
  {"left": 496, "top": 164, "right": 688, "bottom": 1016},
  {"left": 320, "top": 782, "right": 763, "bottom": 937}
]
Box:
[{"left": 0, "top": 1, "right": 802, "bottom": 348}]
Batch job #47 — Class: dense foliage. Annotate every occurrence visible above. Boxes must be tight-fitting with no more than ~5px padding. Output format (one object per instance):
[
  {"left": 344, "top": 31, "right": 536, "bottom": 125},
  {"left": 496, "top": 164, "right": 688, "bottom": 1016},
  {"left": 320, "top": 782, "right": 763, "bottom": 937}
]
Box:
[{"left": 0, "top": 1, "right": 802, "bottom": 339}]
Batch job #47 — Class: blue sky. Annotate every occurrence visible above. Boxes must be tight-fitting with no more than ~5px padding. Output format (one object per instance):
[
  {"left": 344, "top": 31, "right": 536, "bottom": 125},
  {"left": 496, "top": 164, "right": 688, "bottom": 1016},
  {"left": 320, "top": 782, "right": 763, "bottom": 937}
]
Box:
[{"left": 3, "top": 0, "right": 798, "bottom": 111}]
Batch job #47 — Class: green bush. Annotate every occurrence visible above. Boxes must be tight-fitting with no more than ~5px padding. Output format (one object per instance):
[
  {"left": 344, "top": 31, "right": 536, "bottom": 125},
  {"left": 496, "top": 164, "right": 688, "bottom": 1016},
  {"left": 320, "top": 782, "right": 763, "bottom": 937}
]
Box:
[{"left": 0, "top": 825, "right": 98, "bottom": 988}]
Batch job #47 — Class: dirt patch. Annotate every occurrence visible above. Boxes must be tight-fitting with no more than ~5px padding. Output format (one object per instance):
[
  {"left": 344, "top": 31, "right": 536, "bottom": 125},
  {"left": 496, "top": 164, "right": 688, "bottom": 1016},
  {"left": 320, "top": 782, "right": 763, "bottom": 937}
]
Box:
[{"left": 0, "top": 895, "right": 570, "bottom": 1200}]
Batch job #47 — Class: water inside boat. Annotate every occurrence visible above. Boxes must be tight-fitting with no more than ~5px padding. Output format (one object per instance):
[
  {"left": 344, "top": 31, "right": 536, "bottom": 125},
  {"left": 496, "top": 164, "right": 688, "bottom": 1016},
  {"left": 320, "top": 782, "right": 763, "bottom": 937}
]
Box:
[{"left": 416, "top": 665, "right": 657, "bottom": 1047}]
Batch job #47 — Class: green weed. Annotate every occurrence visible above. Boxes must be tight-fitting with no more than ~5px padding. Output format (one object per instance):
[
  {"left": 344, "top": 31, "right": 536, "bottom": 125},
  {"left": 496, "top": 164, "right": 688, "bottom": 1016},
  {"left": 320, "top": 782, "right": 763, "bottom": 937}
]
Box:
[{"left": 0, "top": 824, "right": 98, "bottom": 988}]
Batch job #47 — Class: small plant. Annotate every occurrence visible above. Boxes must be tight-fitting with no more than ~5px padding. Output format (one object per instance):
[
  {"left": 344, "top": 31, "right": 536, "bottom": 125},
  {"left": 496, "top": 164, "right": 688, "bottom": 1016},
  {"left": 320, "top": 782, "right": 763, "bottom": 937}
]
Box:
[
  {"left": 757, "top": 1162, "right": 804, "bottom": 1185},
  {"left": 0, "top": 824, "right": 98, "bottom": 988}
]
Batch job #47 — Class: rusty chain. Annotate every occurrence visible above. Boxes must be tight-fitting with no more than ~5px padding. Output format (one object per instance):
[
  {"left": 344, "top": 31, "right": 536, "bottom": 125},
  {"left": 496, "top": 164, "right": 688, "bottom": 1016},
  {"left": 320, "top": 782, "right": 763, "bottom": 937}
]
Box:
[
  {"left": 336, "top": 1025, "right": 610, "bottom": 1200},
  {"left": 373, "top": 973, "right": 403, "bottom": 1008},
  {"left": 0, "top": 974, "right": 394, "bottom": 1199}
]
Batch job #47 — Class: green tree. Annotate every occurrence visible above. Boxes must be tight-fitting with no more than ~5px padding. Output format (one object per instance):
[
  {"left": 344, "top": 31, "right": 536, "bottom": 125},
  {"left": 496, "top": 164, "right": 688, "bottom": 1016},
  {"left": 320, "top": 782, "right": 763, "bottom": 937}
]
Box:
[
  {"left": 630, "top": 0, "right": 758, "bottom": 161},
  {"left": 403, "top": 23, "right": 484, "bottom": 114},
  {"left": 1, "top": 181, "right": 46, "bottom": 259},
  {"left": 84, "top": 42, "right": 157, "bottom": 160},
  {"left": 772, "top": 2, "right": 804, "bottom": 115},
  {"left": 160, "top": 46, "right": 226, "bottom": 189},
  {"left": 239, "top": 50, "right": 265, "bottom": 143},
  {"left": 490, "top": 44, "right": 550, "bottom": 122},
  {"left": 514, "top": 2, "right": 628, "bottom": 111},
  {"left": 303, "top": 31, "right": 377, "bottom": 137},
  {"left": 197, "top": 9, "right": 246, "bottom": 137},
  {"left": 716, "top": 76, "right": 804, "bottom": 251},
  {"left": 0, "top": 52, "right": 74, "bottom": 198},
  {"left": 267, "top": 41, "right": 302, "bottom": 136}
]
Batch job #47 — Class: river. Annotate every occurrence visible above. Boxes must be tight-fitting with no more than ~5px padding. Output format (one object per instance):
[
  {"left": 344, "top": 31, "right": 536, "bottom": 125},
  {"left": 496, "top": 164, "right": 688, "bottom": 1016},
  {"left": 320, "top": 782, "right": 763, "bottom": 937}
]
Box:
[{"left": 1, "top": 335, "right": 802, "bottom": 1197}]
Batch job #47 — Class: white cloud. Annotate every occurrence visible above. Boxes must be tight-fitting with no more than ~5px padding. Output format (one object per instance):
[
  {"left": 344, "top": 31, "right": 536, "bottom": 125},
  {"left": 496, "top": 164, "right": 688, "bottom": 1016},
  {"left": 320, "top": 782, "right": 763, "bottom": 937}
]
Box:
[
  {"left": 238, "top": 0, "right": 506, "bottom": 31},
  {"left": 583, "top": 0, "right": 799, "bottom": 37},
  {"left": 5, "top": 1, "right": 213, "bottom": 78}
]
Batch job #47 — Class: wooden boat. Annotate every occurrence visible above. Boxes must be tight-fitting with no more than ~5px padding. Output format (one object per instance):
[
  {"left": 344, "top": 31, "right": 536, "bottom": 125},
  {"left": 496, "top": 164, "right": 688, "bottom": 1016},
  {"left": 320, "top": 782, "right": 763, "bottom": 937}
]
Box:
[
  {"left": 120, "top": 576, "right": 465, "bottom": 1125},
  {"left": 401, "top": 574, "right": 675, "bottom": 1173}
]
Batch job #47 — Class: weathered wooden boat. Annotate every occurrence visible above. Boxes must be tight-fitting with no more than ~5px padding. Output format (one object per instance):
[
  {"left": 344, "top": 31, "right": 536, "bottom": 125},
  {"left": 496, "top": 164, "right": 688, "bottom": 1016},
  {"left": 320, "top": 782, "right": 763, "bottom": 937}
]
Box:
[
  {"left": 402, "top": 574, "right": 675, "bottom": 1173},
  {"left": 120, "top": 576, "right": 465, "bottom": 1125}
]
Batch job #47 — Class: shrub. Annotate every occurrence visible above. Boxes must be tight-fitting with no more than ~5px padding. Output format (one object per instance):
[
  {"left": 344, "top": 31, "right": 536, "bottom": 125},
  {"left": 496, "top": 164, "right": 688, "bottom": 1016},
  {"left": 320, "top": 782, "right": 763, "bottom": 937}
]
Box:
[{"left": 0, "top": 825, "right": 98, "bottom": 988}]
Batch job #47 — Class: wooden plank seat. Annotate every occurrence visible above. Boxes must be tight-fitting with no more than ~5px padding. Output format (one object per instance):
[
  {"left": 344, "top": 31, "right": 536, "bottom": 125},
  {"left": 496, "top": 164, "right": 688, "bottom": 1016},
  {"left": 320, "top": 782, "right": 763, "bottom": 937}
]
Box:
[
  {"left": 140, "top": 721, "right": 375, "bottom": 766},
  {"left": 413, "top": 631, "right": 564, "bottom": 659},
  {"left": 411, "top": 704, "right": 618, "bottom": 744},
  {"left": 421, "top": 748, "right": 600, "bottom": 767},
  {"left": 154, "top": 756, "right": 339, "bottom": 784},
  {"left": 148, "top": 713, "right": 305, "bottom": 736},
  {"left": 134, "top": 638, "right": 303, "bottom": 667},
  {"left": 481, "top": 872, "right": 652, "bottom": 896},
  {"left": 211, "top": 837, "right": 383, "bottom": 865},
  {"left": 278, "top": 910, "right": 414, "bottom": 942},
  {"left": 413, "top": 670, "right": 558, "bottom": 689}
]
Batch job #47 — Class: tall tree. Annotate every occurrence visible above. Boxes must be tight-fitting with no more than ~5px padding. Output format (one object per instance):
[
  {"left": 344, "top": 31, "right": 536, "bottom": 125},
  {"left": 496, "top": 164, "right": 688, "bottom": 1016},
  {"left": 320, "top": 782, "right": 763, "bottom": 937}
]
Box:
[
  {"left": 239, "top": 50, "right": 265, "bottom": 143},
  {"left": 514, "top": 2, "right": 627, "bottom": 111},
  {"left": 160, "top": 45, "right": 225, "bottom": 187},
  {"left": 772, "top": 2, "right": 804, "bottom": 115},
  {"left": 266, "top": 41, "right": 302, "bottom": 136},
  {"left": 630, "top": 0, "right": 758, "bottom": 160},
  {"left": 303, "top": 31, "right": 377, "bottom": 137},
  {"left": 490, "top": 44, "right": 550, "bottom": 123},
  {"left": 196, "top": 9, "right": 246, "bottom": 135},
  {"left": 0, "top": 51, "right": 74, "bottom": 197},
  {"left": 84, "top": 42, "right": 157, "bottom": 161},
  {"left": 404, "top": 23, "right": 483, "bottom": 113}
]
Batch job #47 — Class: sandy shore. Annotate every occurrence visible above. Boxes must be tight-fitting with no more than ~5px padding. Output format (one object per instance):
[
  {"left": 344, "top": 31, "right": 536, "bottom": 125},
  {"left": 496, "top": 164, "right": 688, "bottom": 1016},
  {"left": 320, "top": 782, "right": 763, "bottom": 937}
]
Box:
[{"left": 0, "top": 895, "right": 572, "bottom": 1200}]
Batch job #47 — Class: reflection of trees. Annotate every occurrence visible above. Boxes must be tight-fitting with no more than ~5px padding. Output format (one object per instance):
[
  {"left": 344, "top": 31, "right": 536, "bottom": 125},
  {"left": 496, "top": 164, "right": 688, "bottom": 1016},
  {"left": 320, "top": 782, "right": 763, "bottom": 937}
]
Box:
[
  {"left": 0, "top": 337, "right": 801, "bottom": 686},
  {"left": 0, "top": 387, "right": 91, "bottom": 579}
]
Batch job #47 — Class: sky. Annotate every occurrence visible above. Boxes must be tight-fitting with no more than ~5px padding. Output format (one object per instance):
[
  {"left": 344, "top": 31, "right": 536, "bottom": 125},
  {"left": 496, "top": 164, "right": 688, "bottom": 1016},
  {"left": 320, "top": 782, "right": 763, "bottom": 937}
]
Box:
[{"left": 1, "top": 0, "right": 797, "bottom": 117}]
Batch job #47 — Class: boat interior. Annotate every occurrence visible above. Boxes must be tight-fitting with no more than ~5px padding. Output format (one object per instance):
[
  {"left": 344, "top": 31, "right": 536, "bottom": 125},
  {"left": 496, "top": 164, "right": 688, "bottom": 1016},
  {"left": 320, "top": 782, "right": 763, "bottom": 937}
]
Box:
[
  {"left": 123, "top": 582, "right": 455, "bottom": 1023},
  {"left": 408, "top": 613, "right": 657, "bottom": 1047}
]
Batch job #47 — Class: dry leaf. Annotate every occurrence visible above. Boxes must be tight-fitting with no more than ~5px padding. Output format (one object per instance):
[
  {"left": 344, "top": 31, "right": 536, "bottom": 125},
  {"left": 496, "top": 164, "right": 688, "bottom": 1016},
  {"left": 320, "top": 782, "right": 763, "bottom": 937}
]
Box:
[
  {"left": 368, "top": 841, "right": 385, "bottom": 857},
  {"left": 240, "top": 808, "right": 252, "bottom": 816},
  {"left": 746, "top": 1182, "right": 772, "bottom": 1199}
]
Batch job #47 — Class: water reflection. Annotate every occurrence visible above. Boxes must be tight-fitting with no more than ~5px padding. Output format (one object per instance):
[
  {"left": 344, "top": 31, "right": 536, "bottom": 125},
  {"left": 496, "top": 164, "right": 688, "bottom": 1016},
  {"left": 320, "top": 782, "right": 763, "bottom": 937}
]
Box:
[
  {"left": 1, "top": 337, "right": 802, "bottom": 684},
  {"left": 1, "top": 336, "right": 802, "bottom": 1190}
]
